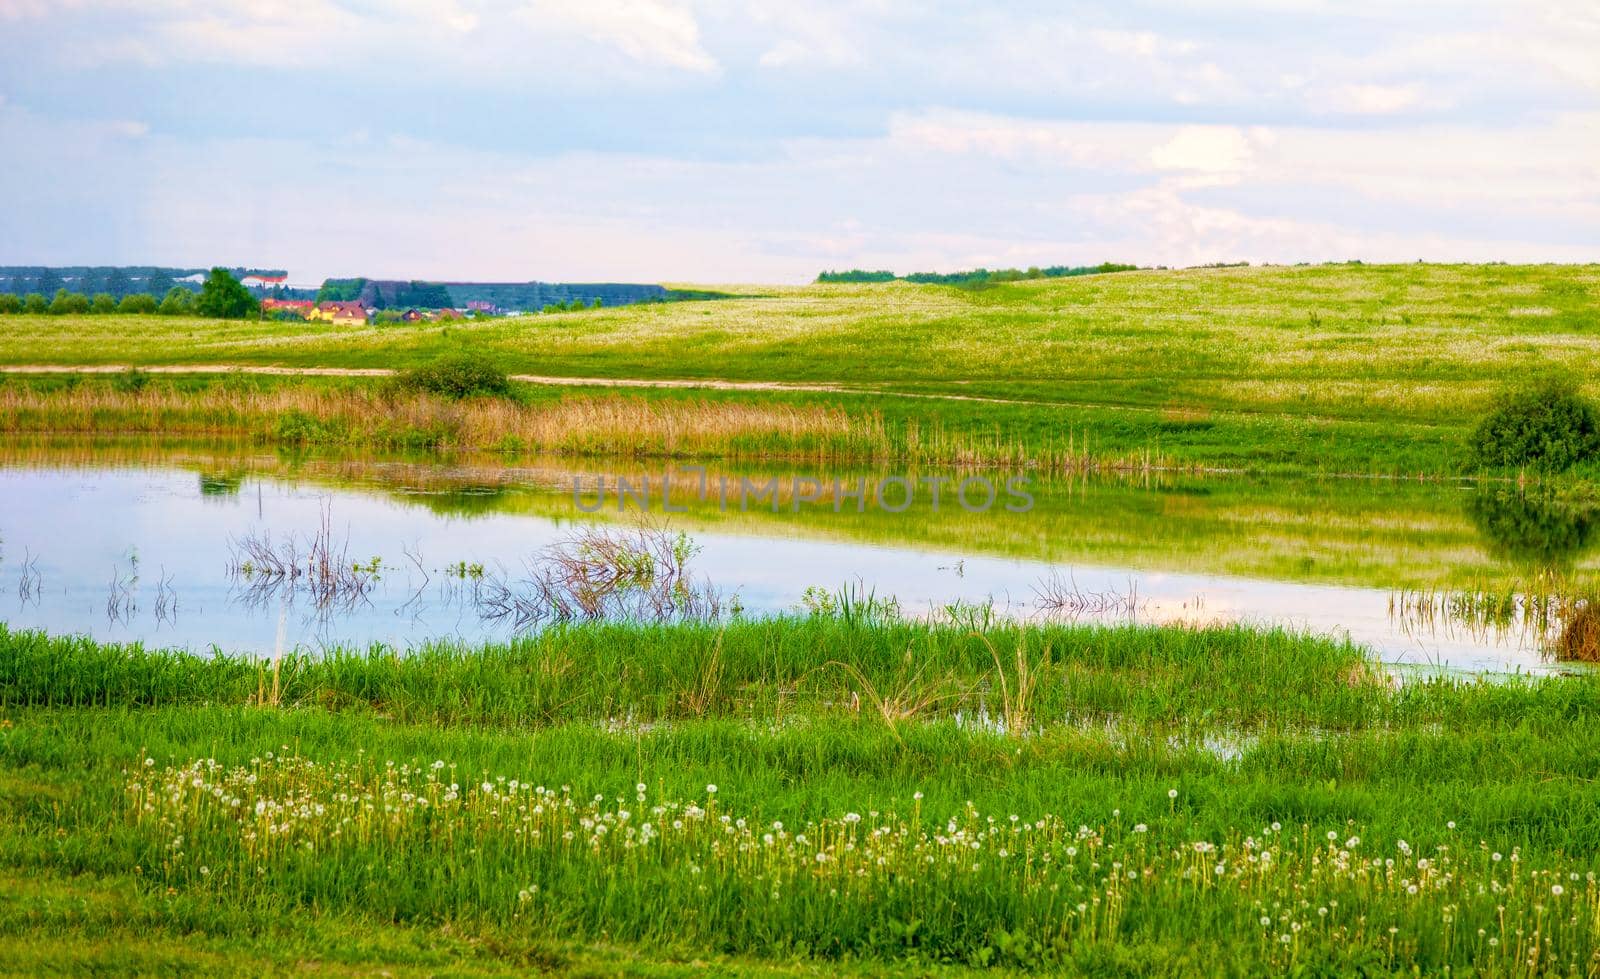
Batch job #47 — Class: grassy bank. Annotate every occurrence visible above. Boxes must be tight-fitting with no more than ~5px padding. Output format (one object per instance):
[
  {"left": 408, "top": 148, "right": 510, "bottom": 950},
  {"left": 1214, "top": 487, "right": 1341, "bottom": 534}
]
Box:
[
  {"left": 5, "top": 620, "right": 1600, "bottom": 973},
  {"left": 0, "top": 368, "right": 1570, "bottom": 479}
]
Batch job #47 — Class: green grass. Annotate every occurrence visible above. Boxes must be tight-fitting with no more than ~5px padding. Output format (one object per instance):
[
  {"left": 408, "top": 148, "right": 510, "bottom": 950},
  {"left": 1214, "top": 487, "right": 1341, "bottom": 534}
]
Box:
[
  {"left": 3, "top": 263, "right": 1599, "bottom": 478},
  {"left": 5, "top": 620, "right": 1600, "bottom": 972}
]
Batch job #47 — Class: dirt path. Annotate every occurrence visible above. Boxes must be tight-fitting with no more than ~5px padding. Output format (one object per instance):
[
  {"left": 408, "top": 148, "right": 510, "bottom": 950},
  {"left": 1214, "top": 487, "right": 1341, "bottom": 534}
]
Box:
[{"left": 0, "top": 363, "right": 1449, "bottom": 428}]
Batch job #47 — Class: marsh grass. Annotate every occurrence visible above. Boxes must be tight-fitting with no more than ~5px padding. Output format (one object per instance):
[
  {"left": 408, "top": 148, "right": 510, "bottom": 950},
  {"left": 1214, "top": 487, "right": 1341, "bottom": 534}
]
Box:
[
  {"left": 1557, "top": 604, "right": 1600, "bottom": 662},
  {"left": 0, "top": 617, "right": 1568, "bottom": 735},
  {"left": 1389, "top": 574, "right": 1600, "bottom": 661},
  {"left": 975, "top": 633, "right": 1048, "bottom": 734},
  {"left": 0, "top": 381, "right": 1152, "bottom": 472}
]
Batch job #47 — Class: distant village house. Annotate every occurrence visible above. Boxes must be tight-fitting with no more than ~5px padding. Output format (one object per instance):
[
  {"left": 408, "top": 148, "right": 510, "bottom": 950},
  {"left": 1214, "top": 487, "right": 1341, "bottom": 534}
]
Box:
[{"left": 308, "top": 300, "right": 370, "bottom": 324}]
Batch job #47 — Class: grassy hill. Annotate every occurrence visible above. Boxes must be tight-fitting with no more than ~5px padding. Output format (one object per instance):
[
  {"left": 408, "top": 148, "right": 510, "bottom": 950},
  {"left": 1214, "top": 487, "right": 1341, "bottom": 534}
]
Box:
[{"left": 1, "top": 263, "right": 1596, "bottom": 478}]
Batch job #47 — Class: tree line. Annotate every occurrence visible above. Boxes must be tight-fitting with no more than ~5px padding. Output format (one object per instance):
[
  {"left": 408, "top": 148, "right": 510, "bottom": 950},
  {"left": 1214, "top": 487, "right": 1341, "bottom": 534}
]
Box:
[
  {"left": 816, "top": 262, "right": 1139, "bottom": 286},
  {"left": 0, "top": 268, "right": 260, "bottom": 318}
]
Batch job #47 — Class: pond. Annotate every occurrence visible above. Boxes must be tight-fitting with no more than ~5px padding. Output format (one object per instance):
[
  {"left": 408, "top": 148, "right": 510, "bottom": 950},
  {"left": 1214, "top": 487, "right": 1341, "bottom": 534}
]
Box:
[{"left": 0, "top": 439, "right": 1595, "bottom": 674}]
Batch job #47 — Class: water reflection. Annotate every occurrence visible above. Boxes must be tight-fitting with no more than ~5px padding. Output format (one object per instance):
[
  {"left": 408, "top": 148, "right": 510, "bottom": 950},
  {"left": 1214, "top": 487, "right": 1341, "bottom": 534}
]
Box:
[
  {"left": 0, "top": 440, "right": 1594, "bottom": 673},
  {"left": 1467, "top": 487, "right": 1598, "bottom": 571}
]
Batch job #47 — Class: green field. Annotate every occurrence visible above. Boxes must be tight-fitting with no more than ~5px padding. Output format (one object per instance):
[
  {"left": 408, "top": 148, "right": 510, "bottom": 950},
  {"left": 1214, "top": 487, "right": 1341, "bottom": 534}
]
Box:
[
  {"left": 6, "top": 618, "right": 1600, "bottom": 975},
  {"left": 3, "top": 263, "right": 1599, "bottom": 478}
]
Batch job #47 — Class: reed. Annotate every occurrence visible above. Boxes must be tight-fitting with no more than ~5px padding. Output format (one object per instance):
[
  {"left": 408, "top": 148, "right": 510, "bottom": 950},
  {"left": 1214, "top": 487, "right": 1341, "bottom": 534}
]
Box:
[
  {"left": 1388, "top": 572, "right": 1600, "bottom": 661},
  {"left": 0, "top": 381, "right": 1160, "bottom": 473}
]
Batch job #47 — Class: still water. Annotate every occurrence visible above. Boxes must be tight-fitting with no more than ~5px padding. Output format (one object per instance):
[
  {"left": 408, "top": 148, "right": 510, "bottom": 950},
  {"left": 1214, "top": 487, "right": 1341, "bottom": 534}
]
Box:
[{"left": 0, "top": 444, "right": 1592, "bottom": 674}]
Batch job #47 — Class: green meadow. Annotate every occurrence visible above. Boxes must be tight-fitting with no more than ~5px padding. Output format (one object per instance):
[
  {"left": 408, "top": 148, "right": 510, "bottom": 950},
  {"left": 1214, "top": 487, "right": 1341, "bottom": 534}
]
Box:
[
  {"left": 6, "top": 618, "right": 1600, "bottom": 975},
  {"left": 2, "top": 263, "right": 1599, "bottom": 477}
]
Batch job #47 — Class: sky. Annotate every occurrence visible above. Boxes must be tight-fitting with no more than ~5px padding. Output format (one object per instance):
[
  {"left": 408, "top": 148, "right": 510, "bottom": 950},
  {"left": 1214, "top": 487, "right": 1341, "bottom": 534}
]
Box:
[{"left": 0, "top": 1, "right": 1596, "bottom": 284}]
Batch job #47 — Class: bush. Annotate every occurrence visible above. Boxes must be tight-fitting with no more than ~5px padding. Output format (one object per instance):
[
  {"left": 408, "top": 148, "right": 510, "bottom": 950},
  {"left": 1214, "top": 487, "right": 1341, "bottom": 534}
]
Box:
[
  {"left": 1471, "top": 378, "right": 1600, "bottom": 471},
  {"left": 118, "top": 293, "right": 158, "bottom": 314},
  {"left": 91, "top": 293, "right": 118, "bottom": 314},
  {"left": 48, "top": 288, "right": 90, "bottom": 315},
  {"left": 22, "top": 293, "right": 47, "bottom": 314},
  {"left": 158, "top": 286, "right": 196, "bottom": 316},
  {"left": 396, "top": 353, "right": 511, "bottom": 399},
  {"left": 0, "top": 293, "right": 19, "bottom": 314},
  {"left": 274, "top": 409, "right": 325, "bottom": 445}
]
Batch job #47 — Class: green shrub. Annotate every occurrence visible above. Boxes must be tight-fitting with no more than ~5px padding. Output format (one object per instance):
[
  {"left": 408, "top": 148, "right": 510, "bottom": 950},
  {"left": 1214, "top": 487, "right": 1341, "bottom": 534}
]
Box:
[
  {"left": 113, "top": 368, "right": 151, "bottom": 394},
  {"left": 0, "top": 293, "right": 19, "bottom": 314},
  {"left": 158, "top": 287, "right": 196, "bottom": 316},
  {"left": 1471, "top": 378, "right": 1600, "bottom": 471},
  {"left": 273, "top": 409, "right": 325, "bottom": 445},
  {"left": 22, "top": 293, "right": 47, "bottom": 314},
  {"left": 396, "top": 353, "right": 511, "bottom": 399},
  {"left": 90, "top": 293, "right": 118, "bottom": 314},
  {"left": 48, "top": 288, "right": 90, "bottom": 315},
  {"left": 118, "top": 293, "right": 158, "bottom": 314}
]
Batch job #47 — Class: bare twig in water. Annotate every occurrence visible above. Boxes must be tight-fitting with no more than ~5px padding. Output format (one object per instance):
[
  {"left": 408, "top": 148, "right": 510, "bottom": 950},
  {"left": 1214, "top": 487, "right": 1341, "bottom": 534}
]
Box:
[
  {"left": 395, "top": 541, "right": 431, "bottom": 619},
  {"left": 153, "top": 567, "right": 177, "bottom": 626},
  {"left": 105, "top": 560, "right": 137, "bottom": 625},
  {"left": 1032, "top": 571, "right": 1142, "bottom": 620},
  {"left": 17, "top": 548, "right": 41, "bottom": 606},
  {"left": 226, "top": 501, "right": 376, "bottom": 616},
  {"left": 478, "top": 521, "right": 732, "bottom": 631}
]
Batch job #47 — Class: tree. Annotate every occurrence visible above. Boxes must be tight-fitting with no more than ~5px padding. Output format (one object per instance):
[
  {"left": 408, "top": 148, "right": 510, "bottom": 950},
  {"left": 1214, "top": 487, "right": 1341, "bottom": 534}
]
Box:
[
  {"left": 146, "top": 271, "right": 175, "bottom": 297},
  {"left": 90, "top": 293, "right": 118, "bottom": 314},
  {"left": 158, "top": 286, "right": 196, "bottom": 316},
  {"left": 118, "top": 293, "right": 158, "bottom": 314},
  {"left": 196, "top": 267, "right": 259, "bottom": 319},
  {"left": 35, "top": 269, "right": 63, "bottom": 296},
  {"left": 49, "top": 288, "right": 90, "bottom": 315},
  {"left": 0, "top": 294, "right": 19, "bottom": 314},
  {"left": 105, "top": 268, "right": 130, "bottom": 300},
  {"left": 23, "top": 293, "right": 48, "bottom": 314}
]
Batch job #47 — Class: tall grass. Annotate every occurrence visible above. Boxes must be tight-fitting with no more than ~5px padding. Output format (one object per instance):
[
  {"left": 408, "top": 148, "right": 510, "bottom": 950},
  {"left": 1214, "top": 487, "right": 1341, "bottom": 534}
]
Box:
[
  {"left": 0, "top": 619, "right": 1387, "bottom": 732},
  {"left": 0, "top": 382, "right": 1154, "bottom": 471}
]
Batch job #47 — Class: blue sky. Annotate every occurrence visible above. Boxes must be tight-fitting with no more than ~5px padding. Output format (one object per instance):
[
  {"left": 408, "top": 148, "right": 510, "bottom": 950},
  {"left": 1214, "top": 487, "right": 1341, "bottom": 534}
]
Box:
[{"left": 1, "top": 1, "right": 1596, "bottom": 283}]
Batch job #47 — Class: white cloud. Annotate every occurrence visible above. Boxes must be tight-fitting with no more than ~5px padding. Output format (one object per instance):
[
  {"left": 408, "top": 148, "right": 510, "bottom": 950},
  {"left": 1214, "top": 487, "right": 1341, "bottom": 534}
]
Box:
[
  {"left": 519, "top": 0, "right": 719, "bottom": 74},
  {"left": 1149, "top": 126, "right": 1257, "bottom": 175},
  {"left": 1312, "top": 83, "right": 1429, "bottom": 115}
]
